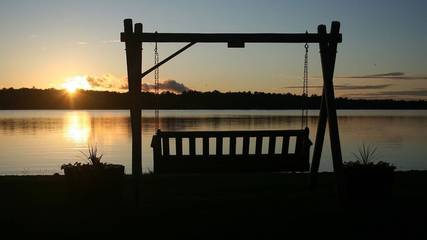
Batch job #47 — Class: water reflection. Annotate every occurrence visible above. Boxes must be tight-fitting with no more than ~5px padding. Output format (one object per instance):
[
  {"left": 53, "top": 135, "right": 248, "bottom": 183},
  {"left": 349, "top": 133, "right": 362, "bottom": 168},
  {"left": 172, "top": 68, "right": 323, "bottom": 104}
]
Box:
[
  {"left": 64, "top": 112, "right": 91, "bottom": 143},
  {"left": 0, "top": 110, "right": 426, "bottom": 175}
]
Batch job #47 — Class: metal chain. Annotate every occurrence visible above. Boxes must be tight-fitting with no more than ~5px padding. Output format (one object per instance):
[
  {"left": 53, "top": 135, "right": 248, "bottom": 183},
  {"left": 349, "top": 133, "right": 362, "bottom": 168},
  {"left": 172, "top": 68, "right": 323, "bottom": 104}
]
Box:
[
  {"left": 301, "top": 41, "right": 309, "bottom": 129},
  {"left": 154, "top": 38, "right": 160, "bottom": 130}
]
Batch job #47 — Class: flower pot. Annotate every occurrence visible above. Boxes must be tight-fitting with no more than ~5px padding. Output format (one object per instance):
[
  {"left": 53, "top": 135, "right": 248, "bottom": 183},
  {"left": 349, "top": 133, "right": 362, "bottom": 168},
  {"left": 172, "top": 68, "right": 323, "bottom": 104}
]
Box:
[
  {"left": 342, "top": 164, "right": 395, "bottom": 207},
  {"left": 63, "top": 164, "right": 124, "bottom": 178},
  {"left": 62, "top": 164, "right": 125, "bottom": 207}
]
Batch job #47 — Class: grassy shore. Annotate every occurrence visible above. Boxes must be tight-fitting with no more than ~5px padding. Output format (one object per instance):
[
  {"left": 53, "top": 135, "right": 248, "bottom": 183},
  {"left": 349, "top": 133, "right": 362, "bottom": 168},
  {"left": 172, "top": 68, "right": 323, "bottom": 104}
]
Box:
[{"left": 1, "top": 171, "right": 426, "bottom": 237}]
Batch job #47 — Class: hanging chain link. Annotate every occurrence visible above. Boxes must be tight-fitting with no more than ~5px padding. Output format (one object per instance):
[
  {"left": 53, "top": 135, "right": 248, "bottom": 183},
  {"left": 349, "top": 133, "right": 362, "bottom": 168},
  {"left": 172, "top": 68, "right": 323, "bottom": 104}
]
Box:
[
  {"left": 154, "top": 37, "right": 160, "bottom": 130},
  {"left": 154, "top": 42, "right": 159, "bottom": 94},
  {"left": 301, "top": 40, "right": 309, "bottom": 129}
]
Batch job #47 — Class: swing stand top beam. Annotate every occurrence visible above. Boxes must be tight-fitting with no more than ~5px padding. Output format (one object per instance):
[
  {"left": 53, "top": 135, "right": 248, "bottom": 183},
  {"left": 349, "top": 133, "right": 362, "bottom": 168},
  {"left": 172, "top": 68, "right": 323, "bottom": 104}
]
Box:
[{"left": 121, "top": 19, "right": 342, "bottom": 44}]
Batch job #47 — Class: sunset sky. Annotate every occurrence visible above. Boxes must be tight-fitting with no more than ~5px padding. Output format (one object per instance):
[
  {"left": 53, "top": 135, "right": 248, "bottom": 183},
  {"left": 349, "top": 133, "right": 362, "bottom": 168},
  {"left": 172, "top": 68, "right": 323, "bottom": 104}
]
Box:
[{"left": 0, "top": 0, "right": 426, "bottom": 99}]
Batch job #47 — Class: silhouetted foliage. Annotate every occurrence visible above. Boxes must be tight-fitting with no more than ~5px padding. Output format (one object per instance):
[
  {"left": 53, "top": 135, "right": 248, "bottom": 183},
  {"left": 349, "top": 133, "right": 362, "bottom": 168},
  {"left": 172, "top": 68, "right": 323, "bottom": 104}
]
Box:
[
  {"left": 0, "top": 88, "right": 426, "bottom": 109},
  {"left": 61, "top": 144, "right": 124, "bottom": 177}
]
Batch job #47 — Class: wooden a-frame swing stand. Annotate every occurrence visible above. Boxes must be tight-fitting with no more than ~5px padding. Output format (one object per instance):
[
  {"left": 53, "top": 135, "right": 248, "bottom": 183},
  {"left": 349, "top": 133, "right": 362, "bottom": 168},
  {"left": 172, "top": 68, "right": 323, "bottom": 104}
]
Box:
[{"left": 121, "top": 19, "right": 343, "bottom": 187}]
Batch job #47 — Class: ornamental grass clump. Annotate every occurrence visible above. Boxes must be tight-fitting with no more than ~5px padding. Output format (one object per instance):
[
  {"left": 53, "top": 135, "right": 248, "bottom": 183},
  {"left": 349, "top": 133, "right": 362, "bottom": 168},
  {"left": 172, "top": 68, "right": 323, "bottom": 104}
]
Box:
[
  {"left": 344, "top": 143, "right": 394, "bottom": 169},
  {"left": 61, "top": 144, "right": 124, "bottom": 179},
  {"left": 61, "top": 144, "right": 106, "bottom": 170},
  {"left": 80, "top": 144, "right": 104, "bottom": 167}
]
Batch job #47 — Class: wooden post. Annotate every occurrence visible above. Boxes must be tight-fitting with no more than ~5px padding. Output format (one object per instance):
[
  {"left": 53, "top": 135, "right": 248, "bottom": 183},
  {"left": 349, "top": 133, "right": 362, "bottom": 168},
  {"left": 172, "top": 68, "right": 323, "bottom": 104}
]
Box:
[
  {"left": 123, "top": 19, "right": 143, "bottom": 176},
  {"left": 310, "top": 88, "right": 327, "bottom": 188},
  {"left": 323, "top": 22, "right": 343, "bottom": 173},
  {"left": 314, "top": 22, "right": 343, "bottom": 188}
]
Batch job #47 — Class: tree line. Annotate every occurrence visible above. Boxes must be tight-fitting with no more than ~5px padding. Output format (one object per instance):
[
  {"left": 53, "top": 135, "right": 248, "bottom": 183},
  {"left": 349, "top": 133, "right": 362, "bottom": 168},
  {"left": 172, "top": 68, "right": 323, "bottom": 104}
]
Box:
[{"left": 0, "top": 88, "right": 426, "bottom": 109}]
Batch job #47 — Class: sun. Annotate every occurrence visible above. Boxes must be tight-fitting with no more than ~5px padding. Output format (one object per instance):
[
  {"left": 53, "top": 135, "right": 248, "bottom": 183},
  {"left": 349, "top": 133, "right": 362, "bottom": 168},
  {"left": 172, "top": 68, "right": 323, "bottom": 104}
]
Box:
[{"left": 62, "top": 75, "right": 91, "bottom": 94}]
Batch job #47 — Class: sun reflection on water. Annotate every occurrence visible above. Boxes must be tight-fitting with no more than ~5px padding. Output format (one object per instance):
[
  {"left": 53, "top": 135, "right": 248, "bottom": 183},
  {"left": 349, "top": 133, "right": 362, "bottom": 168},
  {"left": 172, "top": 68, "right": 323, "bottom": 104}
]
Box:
[{"left": 64, "top": 112, "right": 91, "bottom": 143}]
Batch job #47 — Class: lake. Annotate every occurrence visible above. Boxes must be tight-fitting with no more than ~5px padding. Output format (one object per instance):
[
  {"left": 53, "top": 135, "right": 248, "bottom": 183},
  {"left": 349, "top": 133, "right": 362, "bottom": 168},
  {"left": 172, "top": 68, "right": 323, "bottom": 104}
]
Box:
[{"left": 0, "top": 110, "right": 426, "bottom": 175}]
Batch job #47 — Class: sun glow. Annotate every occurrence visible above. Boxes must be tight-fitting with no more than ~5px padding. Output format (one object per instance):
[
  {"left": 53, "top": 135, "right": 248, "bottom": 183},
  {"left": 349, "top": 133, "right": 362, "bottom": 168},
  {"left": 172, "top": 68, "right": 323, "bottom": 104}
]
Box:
[
  {"left": 62, "top": 75, "right": 91, "bottom": 93},
  {"left": 64, "top": 112, "right": 91, "bottom": 143}
]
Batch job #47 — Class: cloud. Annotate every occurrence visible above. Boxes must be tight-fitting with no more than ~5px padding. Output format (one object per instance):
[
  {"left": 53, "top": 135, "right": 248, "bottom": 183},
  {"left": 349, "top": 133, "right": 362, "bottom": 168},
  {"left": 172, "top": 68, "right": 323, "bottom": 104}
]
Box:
[
  {"left": 142, "top": 80, "right": 191, "bottom": 93},
  {"left": 284, "top": 84, "right": 392, "bottom": 90},
  {"left": 340, "top": 72, "right": 427, "bottom": 80},
  {"left": 101, "top": 40, "right": 120, "bottom": 44},
  {"left": 82, "top": 75, "right": 190, "bottom": 93},
  {"left": 359, "top": 72, "right": 404, "bottom": 78},
  {"left": 119, "top": 83, "right": 128, "bottom": 90},
  {"left": 377, "top": 89, "right": 427, "bottom": 97},
  {"left": 336, "top": 84, "right": 392, "bottom": 90},
  {"left": 343, "top": 88, "right": 427, "bottom": 99},
  {"left": 85, "top": 74, "right": 127, "bottom": 90},
  {"left": 120, "top": 79, "right": 192, "bottom": 93},
  {"left": 86, "top": 76, "right": 113, "bottom": 88},
  {"left": 284, "top": 85, "right": 323, "bottom": 89},
  {"left": 29, "top": 34, "right": 39, "bottom": 39},
  {"left": 77, "top": 41, "right": 88, "bottom": 45}
]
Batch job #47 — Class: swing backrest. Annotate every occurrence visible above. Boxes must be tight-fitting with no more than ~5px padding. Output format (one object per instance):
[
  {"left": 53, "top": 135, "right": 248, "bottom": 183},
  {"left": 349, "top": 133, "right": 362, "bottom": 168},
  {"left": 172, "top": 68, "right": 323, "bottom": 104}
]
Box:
[{"left": 151, "top": 128, "right": 312, "bottom": 174}]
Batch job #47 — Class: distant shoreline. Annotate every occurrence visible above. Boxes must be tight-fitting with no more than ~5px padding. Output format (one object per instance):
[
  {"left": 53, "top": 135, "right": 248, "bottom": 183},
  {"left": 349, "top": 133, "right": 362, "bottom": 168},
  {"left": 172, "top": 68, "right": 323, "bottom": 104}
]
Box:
[{"left": 1, "top": 88, "right": 426, "bottom": 110}]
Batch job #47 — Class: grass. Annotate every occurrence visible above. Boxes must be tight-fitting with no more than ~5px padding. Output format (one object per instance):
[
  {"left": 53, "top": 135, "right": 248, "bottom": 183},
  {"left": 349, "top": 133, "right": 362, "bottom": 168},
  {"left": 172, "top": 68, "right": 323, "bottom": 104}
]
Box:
[
  {"left": 352, "top": 143, "right": 379, "bottom": 164},
  {"left": 345, "top": 143, "right": 395, "bottom": 169},
  {"left": 0, "top": 172, "right": 426, "bottom": 237},
  {"left": 79, "top": 144, "right": 104, "bottom": 166}
]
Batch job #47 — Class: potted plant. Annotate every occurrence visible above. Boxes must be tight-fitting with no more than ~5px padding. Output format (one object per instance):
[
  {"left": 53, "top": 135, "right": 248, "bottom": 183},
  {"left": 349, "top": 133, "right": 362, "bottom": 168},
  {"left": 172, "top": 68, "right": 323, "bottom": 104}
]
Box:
[
  {"left": 342, "top": 144, "right": 395, "bottom": 206},
  {"left": 61, "top": 144, "right": 124, "bottom": 178},
  {"left": 61, "top": 144, "right": 125, "bottom": 204}
]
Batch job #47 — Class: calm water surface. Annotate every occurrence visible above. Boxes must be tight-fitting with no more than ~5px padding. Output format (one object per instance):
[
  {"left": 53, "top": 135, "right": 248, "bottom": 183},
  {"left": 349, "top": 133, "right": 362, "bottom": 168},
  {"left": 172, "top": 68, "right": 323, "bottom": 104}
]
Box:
[{"left": 0, "top": 110, "right": 426, "bottom": 175}]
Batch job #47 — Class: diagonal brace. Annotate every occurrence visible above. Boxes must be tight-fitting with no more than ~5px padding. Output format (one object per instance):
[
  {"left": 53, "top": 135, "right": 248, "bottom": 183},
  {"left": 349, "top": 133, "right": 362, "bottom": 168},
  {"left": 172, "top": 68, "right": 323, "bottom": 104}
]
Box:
[{"left": 141, "top": 42, "right": 196, "bottom": 79}]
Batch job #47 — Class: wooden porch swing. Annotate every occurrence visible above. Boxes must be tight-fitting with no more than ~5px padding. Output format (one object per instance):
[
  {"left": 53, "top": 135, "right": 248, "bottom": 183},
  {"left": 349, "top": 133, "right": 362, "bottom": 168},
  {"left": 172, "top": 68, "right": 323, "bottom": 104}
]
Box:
[{"left": 121, "top": 19, "right": 343, "bottom": 187}]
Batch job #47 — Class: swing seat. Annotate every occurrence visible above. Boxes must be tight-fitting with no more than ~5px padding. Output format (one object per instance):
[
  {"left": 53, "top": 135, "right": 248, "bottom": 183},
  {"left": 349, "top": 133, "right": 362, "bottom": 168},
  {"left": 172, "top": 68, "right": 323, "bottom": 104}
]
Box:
[{"left": 151, "top": 128, "right": 312, "bottom": 174}]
